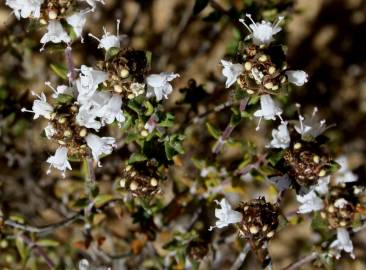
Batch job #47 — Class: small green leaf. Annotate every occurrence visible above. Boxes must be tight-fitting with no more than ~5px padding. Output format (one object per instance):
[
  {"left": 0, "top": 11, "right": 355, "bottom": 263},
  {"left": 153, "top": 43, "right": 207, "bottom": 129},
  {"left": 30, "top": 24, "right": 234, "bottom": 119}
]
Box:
[
  {"left": 50, "top": 63, "right": 68, "bottom": 80},
  {"left": 159, "top": 113, "right": 175, "bottom": 127},
  {"left": 15, "top": 236, "right": 29, "bottom": 265},
  {"left": 206, "top": 123, "right": 220, "bottom": 139},
  {"left": 94, "top": 194, "right": 115, "bottom": 208},
  {"left": 128, "top": 152, "right": 148, "bottom": 164},
  {"left": 36, "top": 239, "right": 60, "bottom": 247},
  {"left": 55, "top": 94, "right": 74, "bottom": 104}
]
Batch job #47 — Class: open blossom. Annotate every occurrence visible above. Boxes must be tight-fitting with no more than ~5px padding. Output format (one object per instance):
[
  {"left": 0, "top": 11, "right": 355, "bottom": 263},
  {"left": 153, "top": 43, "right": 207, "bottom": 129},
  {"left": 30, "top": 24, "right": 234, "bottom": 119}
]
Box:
[
  {"left": 40, "top": 21, "right": 71, "bottom": 50},
  {"left": 335, "top": 156, "right": 358, "bottom": 184},
  {"left": 296, "top": 191, "right": 324, "bottom": 214},
  {"left": 220, "top": 60, "right": 243, "bottom": 88},
  {"left": 45, "top": 81, "right": 73, "bottom": 98},
  {"left": 267, "top": 122, "right": 290, "bottom": 149},
  {"left": 312, "top": 176, "right": 330, "bottom": 195},
  {"left": 146, "top": 72, "right": 180, "bottom": 101},
  {"left": 44, "top": 123, "right": 56, "bottom": 139},
  {"left": 286, "top": 70, "right": 308, "bottom": 86},
  {"left": 89, "top": 20, "right": 121, "bottom": 51},
  {"left": 85, "top": 134, "right": 116, "bottom": 166},
  {"left": 21, "top": 92, "right": 53, "bottom": 119},
  {"left": 96, "top": 94, "right": 125, "bottom": 126},
  {"left": 66, "top": 10, "right": 89, "bottom": 40},
  {"left": 46, "top": 147, "right": 72, "bottom": 177},
  {"left": 330, "top": 228, "right": 355, "bottom": 259},
  {"left": 239, "top": 14, "right": 284, "bottom": 46},
  {"left": 253, "top": 95, "right": 283, "bottom": 130},
  {"left": 76, "top": 65, "right": 108, "bottom": 103},
  {"left": 294, "top": 106, "right": 329, "bottom": 140},
  {"left": 209, "top": 198, "right": 242, "bottom": 230},
  {"left": 6, "top": 0, "right": 43, "bottom": 19}
]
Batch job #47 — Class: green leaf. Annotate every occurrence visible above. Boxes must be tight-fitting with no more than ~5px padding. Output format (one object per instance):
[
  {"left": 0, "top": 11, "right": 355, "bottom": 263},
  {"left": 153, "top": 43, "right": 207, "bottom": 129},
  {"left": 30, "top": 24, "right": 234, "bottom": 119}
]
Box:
[
  {"left": 206, "top": 123, "right": 220, "bottom": 139},
  {"left": 159, "top": 113, "right": 175, "bottom": 127},
  {"left": 128, "top": 152, "right": 148, "bottom": 164},
  {"left": 50, "top": 63, "right": 68, "bottom": 80},
  {"left": 193, "top": 0, "right": 209, "bottom": 15},
  {"left": 15, "top": 236, "right": 29, "bottom": 265},
  {"left": 164, "top": 141, "right": 176, "bottom": 160},
  {"left": 106, "top": 47, "right": 121, "bottom": 61},
  {"left": 36, "top": 239, "right": 60, "bottom": 247},
  {"left": 55, "top": 94, "right": 74, "bottom": 104},
  {"left": 94, "top": 194, "right": 115, "bottom": 208}
]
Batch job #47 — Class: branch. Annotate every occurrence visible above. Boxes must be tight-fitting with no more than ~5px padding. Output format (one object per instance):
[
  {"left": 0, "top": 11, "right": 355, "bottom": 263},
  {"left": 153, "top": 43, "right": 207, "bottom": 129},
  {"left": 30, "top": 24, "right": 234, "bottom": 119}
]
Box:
[
  {"left": 65, "top": 46, "right": 77, "bottom": 83},
  {"left": 4, "top": 211, "right": 83, "bottom": 235},
  {"left": 230, "top": 243, "right": 251, "bottom": 270},
  {"left": 282, "top": 252, "right": 318, "bottom": 270},
  {"left": 20, "top": 234, "right": 55, "bottom": 269}
]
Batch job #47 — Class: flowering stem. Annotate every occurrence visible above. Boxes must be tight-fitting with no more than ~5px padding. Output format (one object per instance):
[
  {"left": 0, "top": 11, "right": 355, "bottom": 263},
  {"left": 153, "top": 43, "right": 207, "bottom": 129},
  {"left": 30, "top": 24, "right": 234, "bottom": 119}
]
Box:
[
  {"left": 85, "top": 157, "right": 96, "bottom": 199},
  {"left": 230, "top": 243, "right": 251, "bottom": 270},
  {"left": 65, "top": 46, "right": 77, "bottom": 83}
]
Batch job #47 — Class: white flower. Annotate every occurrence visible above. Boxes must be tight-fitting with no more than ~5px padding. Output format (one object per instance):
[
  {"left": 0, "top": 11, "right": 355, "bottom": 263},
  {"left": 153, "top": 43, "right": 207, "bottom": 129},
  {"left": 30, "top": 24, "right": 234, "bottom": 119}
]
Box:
[
  {"left": 335, "top": 156, "right": 358, "bottom": 185},
  {"left": 21, "top": 91, "right": 53, "bottom": 119},
  {"left": 253, "top": 94, "right": 283, "bottom": 130},
  {"left": 46, "top": 147, "right": 72, "bottom": 177},
  {"left": 44, "top": 123, "right": 56, "bottom": 139},
  {"left": 85, "top": 134, "right": 116, "bottom": 166},
  {"left": 294, "top": 106, "right": 330, "bottom": 140},
  {"left": 76, "top": 65, "right": 108, "bottom": 103},
  {"left": 296, "top": 191, "right": 324, "bottom": 214},
  {"left": 220, "top": 60, "right": 243, "bottom": 88},
  {"left": 88, "top": 20, "right": 121, "bottom": 51},
  {"left": 76, "top": 105, "right": 102, "bottom": 130},
  {"left": 96, "top": 94, "right": 125, "bottom": 126},
  {"left": 6, "top": 0, "right": 43, "bottom": 19},
  {"left": 82, "top": 0, "right": 105, "bottom": 11},
  {"left": 312, "top": 176, "right": 330, "bottom": 195},
  {"left": 330, "top": 228, "right": 355, "bottom": 259},
  {"left": 286, "top": 70, "right": 308, "bottom": 86},
  {"left": 66, "top": 10, "right": 89, "bottom": 41},
  {"left": 40, "top": 20, "right": 71, "bottom": 50},
  {"left": 144, "top": 115, "right": 158, "bottom": 133},
  {"left": 239, "top": 14, "right": 284, "bottom": 46},
  {"left": 209, "top": 198, "right": 242, "bottom": 230},
  {"left": 146, "top": 72, "right": 180, "bottom": 101},
  {"left": 267, "top": 122, "right": 290, "bottom": 149},
  {"left": 45, "top": 81, "right": 73, "bottom": 98}
]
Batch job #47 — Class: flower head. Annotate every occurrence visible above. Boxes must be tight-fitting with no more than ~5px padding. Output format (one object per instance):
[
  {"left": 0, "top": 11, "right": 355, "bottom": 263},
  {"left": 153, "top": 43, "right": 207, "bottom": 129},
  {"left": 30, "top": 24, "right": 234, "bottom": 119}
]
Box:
[
  {"left": 267, "top": 122, "right": 290, "bottom": 149},
  {"left": 40, "top": 20, "right": 71, "bottom": 51},
  {"left": 6, "top": 0, "right": 43, "bottom": 19},
  {"left": 146, "top": 72, "right": 180, "bottom": 101},
  {"left": 85, "top": 134, "right": 116, "bottom": 166},
  {"left": 88, "top": 20, "right": 121, "bottom": 51},
  {"left": 46, "top": 147, "right": 72, "bottom": 177},
  {"left": 296, "top": 190, "right": 324, "bottom": 214},
  {"left": 209, "top": 198, "right": 242, "bottom": 230},
  {"left": 253, "top": 94, "right": 283, "bottom": 130},
  {"left": 21, "top": 91, "right": 53, "bottom": 119},
  {"left": 286, "top": 70, "right": 308, "bottom": 86},
  {"left": 220, "top": 60, "right": 243, "bottom": 88},
  {"left": 330, "top": 228, "right": 355, "bottom": 259},
  {"left": 239, "top": 14, "right": 284, "bottom": 46}
]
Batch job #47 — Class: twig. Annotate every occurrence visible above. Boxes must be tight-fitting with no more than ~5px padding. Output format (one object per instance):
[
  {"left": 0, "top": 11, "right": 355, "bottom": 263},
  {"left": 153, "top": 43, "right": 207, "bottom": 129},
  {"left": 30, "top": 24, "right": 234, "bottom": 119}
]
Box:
[
  {"left": 212, "top": 97, "right": 249, "bottom": 154},
  {"left": 282, "top": 252, "right": 318, "bottom": 270},
  {"left": 85, "top": 157, "right": 96, "bottom": 200},
  {"left": 4, "top": 211, "right": 83, "bottom": 235},
  {"left": 230, "top": 243, "right": 251, "bottom": 270},
  {"left": 19, "top": 234, "right": 55, "bottom": 269}
]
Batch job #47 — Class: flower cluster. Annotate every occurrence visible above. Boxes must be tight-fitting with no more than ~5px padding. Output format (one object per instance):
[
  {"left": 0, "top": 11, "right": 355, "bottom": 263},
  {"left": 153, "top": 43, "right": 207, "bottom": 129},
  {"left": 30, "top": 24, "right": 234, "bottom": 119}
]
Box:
[{"left": 6, "top": 0, "right": 105, "bottom": 50}]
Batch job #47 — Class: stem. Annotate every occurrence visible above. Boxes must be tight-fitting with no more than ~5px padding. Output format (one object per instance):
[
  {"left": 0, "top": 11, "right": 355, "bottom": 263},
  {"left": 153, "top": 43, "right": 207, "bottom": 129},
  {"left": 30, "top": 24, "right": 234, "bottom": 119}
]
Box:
[
  {"left": 282, "top": 252, "right": 318, "bottom": 270},
  {"left": 85, "top": 157, "right": 96, "bottom": 200},
  {"left": 4, "top": 211, "right": 83, "bottom": 235},
  {"left": 65, "top": 46, "right": 77, "bottom": 84},
  {"left": 20, "top": 234, "right": 55, "bottom": 269},
  {"left": 230, "top": 243, "right": 251, "bottom": 270}
]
